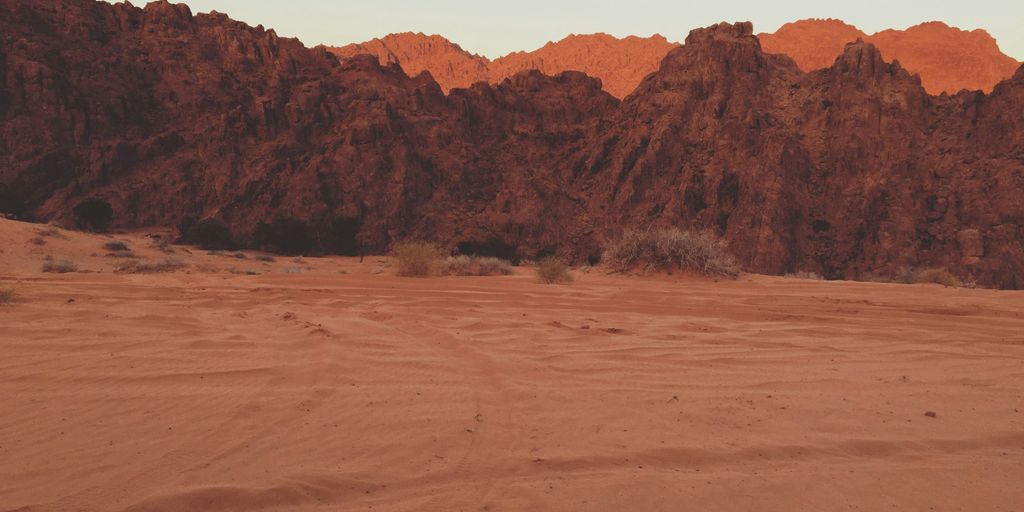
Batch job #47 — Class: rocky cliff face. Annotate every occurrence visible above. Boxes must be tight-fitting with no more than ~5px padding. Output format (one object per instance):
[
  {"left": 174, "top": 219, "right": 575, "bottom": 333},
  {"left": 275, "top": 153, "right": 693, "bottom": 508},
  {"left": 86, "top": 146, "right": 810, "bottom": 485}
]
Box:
[
  {"left": 760, "top": 19, "right": 1021, "bottom": 94},
  {"left": 3, "top": 1, "right": 1023, "bottom": 287},
  {"left": 334, "top": 20, "right": 1020, "bottom": 97}
]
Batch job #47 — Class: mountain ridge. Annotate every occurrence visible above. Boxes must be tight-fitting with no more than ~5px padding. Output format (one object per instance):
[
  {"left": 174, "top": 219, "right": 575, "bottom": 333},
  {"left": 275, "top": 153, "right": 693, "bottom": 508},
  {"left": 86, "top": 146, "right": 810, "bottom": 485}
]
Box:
[{"left": 329, "top": 19, "right": 1021, "bottom": 97}]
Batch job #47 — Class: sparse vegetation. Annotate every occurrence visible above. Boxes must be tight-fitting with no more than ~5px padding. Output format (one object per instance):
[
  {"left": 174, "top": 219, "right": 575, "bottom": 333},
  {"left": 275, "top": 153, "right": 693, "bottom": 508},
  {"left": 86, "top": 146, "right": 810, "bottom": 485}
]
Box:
[
  {"left": 911, "top": 268, "right": 962, "bottom": 287},
  {"left": 255, "top": 255, "right": 276, "bottom": 262},
  {"left": 233, "top": 252, "right": 248, "bottom": 259},
  {"left": 283, "top": 267, "right": 304, "bottom": 274},
  {"left": 868, "top": 267, "right": 964, "bottom": 287},
  {"left": 536, "top": 256, "right": 573, "bottom": 284},
  {"left": 602, "top": 228, "right": 741, "bottom": 278},
  {"left": 115, "top": 257, "right": 186, "bottom": 274},
  {"left": 392, "top": 241, "right": 442, "bottom": 277},
  {"left": 42, "top": 259, "right": 79, "bottom": 273},
  {"left": 442, "top": 255, "right": 514, "bottom": 276},
  {"left": 29, "top": 236, "right": 46, "bottom": 246},
  {"left": 0, "top": 288, "right": 15, "bottom": 305},
  {"left": 103, "top": 241, "right": 130, "bottom": 252},
  {"left": 785, "top": 271, "right": 824, "bottom": 280},
  {"left": 105, "top": 251, "right": 139, "bottom": 259},
  {"left": 37, "top": 226, "right": 65, "bottom": 238}
]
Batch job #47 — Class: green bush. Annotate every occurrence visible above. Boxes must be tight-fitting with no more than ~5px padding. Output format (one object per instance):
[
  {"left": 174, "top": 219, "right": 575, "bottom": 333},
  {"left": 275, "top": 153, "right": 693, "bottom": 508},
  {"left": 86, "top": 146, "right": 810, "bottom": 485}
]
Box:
[
  {"left": 393, "top": 241, "right": 442, "bottom": 277},
  {"left": 536, "top": 257, "right": 573, "bottom": 284},
  {"left": 603, "top": 228, "right": 740, "bottom": 278}
]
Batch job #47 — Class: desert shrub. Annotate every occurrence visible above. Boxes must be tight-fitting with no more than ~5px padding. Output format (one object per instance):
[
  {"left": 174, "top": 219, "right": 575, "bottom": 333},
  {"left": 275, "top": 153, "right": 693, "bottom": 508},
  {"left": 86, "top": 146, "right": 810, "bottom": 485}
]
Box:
[
  {"left": 115, "top": 257, "right": 186, "bottom": 274},
  {"left": 442, "top": 255, "right": 514, "bottom": 276},
  {"left": 256, "top": 255, "right": 276, "bottom": 262},
  {"left": 912, "top": 268, "right": 962, "bottom": 287},
  {"left": 29, "top": 236, "right": 46, "bottom": 246},
  {"left": 0, "top": 289, "right": 14, "bottom": 304},
  {"left": 103, "top": 241, "right": 130, "bottom": 252},
  {"left": 283, "top": 267, "right": 304, "bottom": 274},
  {"left": 42, "top": 259, "right": 78, "bottom": 273},
  {"left": 475, "top": 257, "right": 514, "bottom": 276},
  {"left": 455, "top": 238, "right": 519, "bottom": 263},
  {"left": 867, "top": 267, "right": 963, "bottom": 287},
  {"left": 536, "top": 256, "right": 573, "bottom": 284},
  {"left": 785, "top": 271, "right": 823, "bottom": 280},
  {"left": 443, "top": 255, "right": 473, "bottom": 276},
  {"left": 154, "top": 239, "right": 176, "bottom": 254},
  {"left": 392, "top": 241, "right": 442, "bottom": 277},
  {"left": 37, "top": 227, "right": 65, "bottom": 238},
  {"left": 603, "top": 228, "right": 740, "bottom": 278}
]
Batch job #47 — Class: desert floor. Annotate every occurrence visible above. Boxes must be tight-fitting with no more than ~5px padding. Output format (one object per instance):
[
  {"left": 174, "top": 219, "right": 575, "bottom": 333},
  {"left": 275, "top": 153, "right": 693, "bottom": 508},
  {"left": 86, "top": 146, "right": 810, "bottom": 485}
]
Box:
[{"left": 1, "top": 218, "right": 1023, "bottom": 512}]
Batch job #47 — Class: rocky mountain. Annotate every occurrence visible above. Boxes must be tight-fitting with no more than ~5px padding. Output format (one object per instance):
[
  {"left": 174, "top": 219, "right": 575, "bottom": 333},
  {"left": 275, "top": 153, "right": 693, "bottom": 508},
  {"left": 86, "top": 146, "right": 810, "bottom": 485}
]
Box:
[
  {"left": 333, "top": 20, "right": 1020, "bottom": 97},
  {"left": 328, "top": 33, "right": 678, "bottom": 98},
  {"left": 2, "top": 0, "right": 1023, "bottom": 288},
  {"left": 760, "top": 19, "right": 1022, "bottom": 94},
  {"left": 327, "top": 32, "right": 489, "bottom": 91}
]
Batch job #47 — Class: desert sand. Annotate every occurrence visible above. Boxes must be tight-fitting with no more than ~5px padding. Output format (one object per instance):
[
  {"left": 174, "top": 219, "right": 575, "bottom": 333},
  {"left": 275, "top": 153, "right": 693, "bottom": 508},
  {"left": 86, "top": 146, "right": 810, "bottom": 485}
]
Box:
[{"left": 1, "top": 218, "right": 1023, "bottom": 511}]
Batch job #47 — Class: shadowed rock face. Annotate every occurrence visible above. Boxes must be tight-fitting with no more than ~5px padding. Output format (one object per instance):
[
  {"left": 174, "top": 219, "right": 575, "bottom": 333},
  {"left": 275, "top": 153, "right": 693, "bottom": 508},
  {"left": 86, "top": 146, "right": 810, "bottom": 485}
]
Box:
[{"left": 2, "top": 2, "right": 1023, "bottom": 287}]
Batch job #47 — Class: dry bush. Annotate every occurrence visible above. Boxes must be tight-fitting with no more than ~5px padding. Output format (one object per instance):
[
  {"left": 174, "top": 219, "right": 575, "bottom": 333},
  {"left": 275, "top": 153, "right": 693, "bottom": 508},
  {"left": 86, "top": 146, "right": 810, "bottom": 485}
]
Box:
[
  {"left": 283, "top": 267, "right": 304, "bottom": 274},
  {"left": 476, "top": 257, "right": 514, "bottom": 276},
  {"left": 103, "top": 241, "right": 130, "bottom": 252},
  {"left": 912, "top": 268, "right": 962, "bottom": 287},
  {"left": 442, "top": 255, "right": 514, "bottom": 276},
  {"left": 603, "top": 228, "right": 740, "bottom": 278},
  {"left": 29, "top": 236, "right": 46, "bottom": 246},
  {"left": 785, "top": 271, "right": 823, "bottom": 280},
  {"left": 115, "top": 257, "right": 186, "bottom": 274},
  {"left": 154, "top": 239, "right": 176, "bottom": 254},
  {"left": 105, "top": 250, "right": 138, "bottom": 259},
  {"left": 42, "top": 259, "right": 78, "bottom": 273},
  {"left": 536, "top": 256, "right": 573, "bottom": 284},
  {"left": 392, "top": 241, "right": 442, "bottom": 277},
  {"left": 0, "top": 288, "right": 15, "bottom": 305},
  {"left": 37, "top": 227, "right": 65, "bottom": 238},
  {"left": 864, "top": 267, "right": 964, "bottom": 287},
  {"left": 256, "top": 255, "right": 276, "bottom": 262}
]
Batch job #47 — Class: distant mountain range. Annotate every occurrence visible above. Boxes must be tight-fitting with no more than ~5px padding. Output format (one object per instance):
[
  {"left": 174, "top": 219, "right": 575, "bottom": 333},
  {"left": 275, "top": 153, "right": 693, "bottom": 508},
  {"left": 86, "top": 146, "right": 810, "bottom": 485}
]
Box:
[{"left": 328, "top": 19, "right": 1021, "bottom": 97}]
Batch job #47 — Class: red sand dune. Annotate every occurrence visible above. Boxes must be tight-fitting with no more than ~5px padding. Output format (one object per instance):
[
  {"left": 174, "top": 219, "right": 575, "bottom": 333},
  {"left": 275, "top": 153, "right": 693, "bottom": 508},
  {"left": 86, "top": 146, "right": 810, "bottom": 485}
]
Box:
[
  {"left": 2, "top": 218, "right": 1024, "bottom": 511},
  {"left": 331, "top": 19, "right": 1020, "bottom": 96}
]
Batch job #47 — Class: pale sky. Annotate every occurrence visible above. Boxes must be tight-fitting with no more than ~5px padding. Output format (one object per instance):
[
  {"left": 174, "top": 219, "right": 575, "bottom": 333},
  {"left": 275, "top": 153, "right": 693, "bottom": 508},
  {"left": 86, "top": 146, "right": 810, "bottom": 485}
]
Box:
[{"left": 137, "top": 1, "right": 1023, "bottom": 60}]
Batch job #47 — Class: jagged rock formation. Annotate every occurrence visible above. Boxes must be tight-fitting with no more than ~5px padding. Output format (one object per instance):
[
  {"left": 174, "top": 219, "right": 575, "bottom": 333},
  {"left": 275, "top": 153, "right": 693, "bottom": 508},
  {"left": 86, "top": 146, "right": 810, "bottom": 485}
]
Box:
[
  {"left": 328, "top": 33, "right": 490, "bottom": 91},
  {"left": 760, "top": 19, "right": 1021, "bottom": 94},
  {"left": 328, "top": 32, "right": 678, "bottom": 98},
  {"left": 2, "top": 1, "right": 1023, "bottom": 287},
  {"left": 486, "top": 34, "right": 677, "bottom": 98},
  {"left": 333, "top": 20, "right": 1020, "bottom": 97}
]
